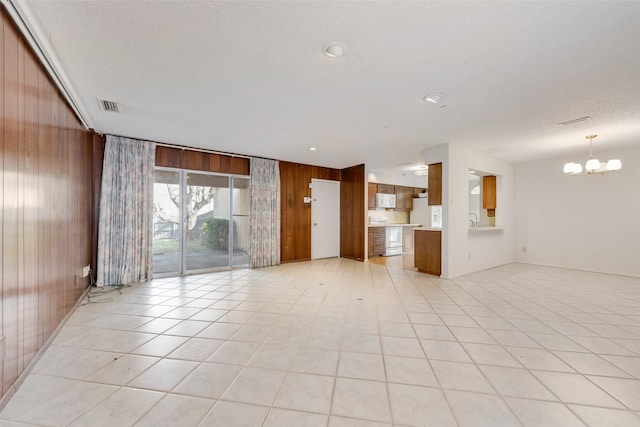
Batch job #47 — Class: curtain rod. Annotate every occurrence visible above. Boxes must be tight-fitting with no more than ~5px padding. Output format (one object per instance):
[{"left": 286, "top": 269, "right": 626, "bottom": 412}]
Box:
[
  {"left": 101, "top": 132, "right": 281, "bottom": 163},
  {"left": 156, "top": 141, "right": 252, "bottom": 160}
]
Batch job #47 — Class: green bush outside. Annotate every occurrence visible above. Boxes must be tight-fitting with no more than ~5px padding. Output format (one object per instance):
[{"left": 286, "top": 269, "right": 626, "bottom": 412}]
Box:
[{"left": 202, "top": 218, "right": 229, "bottom": 251}]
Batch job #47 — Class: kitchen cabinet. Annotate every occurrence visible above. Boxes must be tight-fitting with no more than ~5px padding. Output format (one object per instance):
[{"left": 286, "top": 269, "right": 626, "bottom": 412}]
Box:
[
  {"left": 368, "top": 183, "right": 377, "bottom": 210},
  {"left": 413, "top": 187, "right": 427, "bottom": 198},
  {"left": 427, "top": 163, "right": 442, "bottom": 206},
  {"left": 368, "top": 227, "right": 385, "bottom": 257},
  {"left": 377, "top": 184, "right": 395, "bottom": 194},
  {"left": 370, "top": 182, "right": 421, "bottom": 211},
  {"left": 403, "top": 227, "right": 414, "bottom": 252},
  {"left": 414, "top": 229, "right": 441, "bottom": 275},
  {"left": 395, "top": 186, "right": 413, "bottom": 211},
  {"left": 482, "top": 175, "right": 496, "bottom": 209}
]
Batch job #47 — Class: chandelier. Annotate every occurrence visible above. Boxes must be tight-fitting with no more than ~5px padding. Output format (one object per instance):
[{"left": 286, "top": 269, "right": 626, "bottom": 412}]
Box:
[
  {"left": 563, "top": 135, "right": 622, "bottom": 175},
  {"left": 414, "top": 165, "right": 428, "bottom": 176}
]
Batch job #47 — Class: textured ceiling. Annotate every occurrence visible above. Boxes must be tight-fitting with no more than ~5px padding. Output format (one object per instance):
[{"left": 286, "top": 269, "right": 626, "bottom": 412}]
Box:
[{"left": 20, "top": 1, "right": 640, "bottom": 173}]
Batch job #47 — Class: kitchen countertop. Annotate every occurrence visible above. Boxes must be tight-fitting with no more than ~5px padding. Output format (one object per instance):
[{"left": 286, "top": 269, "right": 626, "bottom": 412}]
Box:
[
  {"left": 368, "top": 223, "right": 422, "bottom": 228},
  {"left": 414, "top": 227, "right": 442, "bottom": 232}
]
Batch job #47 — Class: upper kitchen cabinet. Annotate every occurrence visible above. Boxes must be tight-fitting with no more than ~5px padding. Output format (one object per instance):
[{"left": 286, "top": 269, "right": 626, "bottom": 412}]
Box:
[
  {"left": 395, "top": 186, "right": 414, "bottom": 211},
  {"left": 369, "top": 182, "right": 419, "bottom": 211},
  {"left": 368, "top": 182, "right": 377, "bottom": 210},
  {"left": 427, "top": 163, "right": 442, "bottom": 206},
  {"left": 469, "top": 170, "right": 498, "bottom": 226},
  {"left": 413, "top": 187, "right": 427, "bottom": 198},
  {"left": 377, "top": 184, "right": 395, "bottom": 194},
  {"left": 482, "top": 176, "right": 496, "bottom": 209}
]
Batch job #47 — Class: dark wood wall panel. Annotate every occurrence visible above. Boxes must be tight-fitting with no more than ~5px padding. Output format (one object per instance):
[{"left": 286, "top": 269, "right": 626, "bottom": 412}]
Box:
[
  {"left": 155, "top": 145, "right": 250, "bottom": 176},
  {"left": 3, "top": 11, "right": 20, "bottom": 394},
  {"left": 280, "top": 162, "right": 311, "bottom": 262},
  {"left": 155, "top": 146, "right": 183, "bottom": 168},
  {"left": 279, "top": 161, "right": 342, "bottom": 263},
  {"left": 1, "top": 7, "right": 97, "bottom": 403},
  {"left": 0, "top": 7, "right": 5, "bottom": 391},
  {"left": 91, "top": 135, "right": 106, "bottom": 284},
  {"left": 231, "top": 157, "right": 250, "bottom": 176},
  {"left": 340, "top": 164, "right": 366, "bottom": 261}
]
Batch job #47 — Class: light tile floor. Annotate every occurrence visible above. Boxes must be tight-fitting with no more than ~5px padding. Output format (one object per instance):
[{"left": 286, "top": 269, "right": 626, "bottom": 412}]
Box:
[{"left": 2, "top": 259, "right": 640, "bottom": 426}]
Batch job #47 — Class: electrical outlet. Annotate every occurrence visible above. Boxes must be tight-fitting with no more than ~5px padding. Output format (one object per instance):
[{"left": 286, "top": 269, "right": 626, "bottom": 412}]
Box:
[
  {"left": 0, "top": 334, "right": 6, "bottom": 360},
  {"left": 468, "top": 253, "right": 471, "bottom": 260},
  {"left": 82, "top": 265, "right": 90, "bottom": 277},
  {"left": 522, "top": 247, "right": 527, "bottom": 253}
]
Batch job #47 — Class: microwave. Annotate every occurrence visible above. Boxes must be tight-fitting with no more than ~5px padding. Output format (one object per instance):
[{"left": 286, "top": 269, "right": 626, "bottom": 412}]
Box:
[{"left": 376, "top": 193, "right": 396, "bottom": 208}]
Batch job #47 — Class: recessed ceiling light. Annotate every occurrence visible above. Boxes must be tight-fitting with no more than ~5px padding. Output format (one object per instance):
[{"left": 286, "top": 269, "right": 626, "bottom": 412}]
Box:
[
  {"left": 323, "top": 42, "right": 345, "bottom": 58},
  {"left": 309, "top": 146, "right": 317, "bottom": 151},
  {"left": 423, "top": 93, "right": 445, "bottom": 104}
]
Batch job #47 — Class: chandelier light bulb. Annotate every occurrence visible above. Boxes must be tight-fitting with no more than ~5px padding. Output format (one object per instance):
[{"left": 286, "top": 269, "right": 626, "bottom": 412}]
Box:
[
  {"left": 563, "top": 163, "right": 574, "bottom": 174},
  {"left": 414, "top": 165, "right": 428, "bottom": 176},
  {"left": 606, "top": 159, "right": 622, "bottom": 171},
  {"left": 562, "top": 134, "right": 622, "bottom": 176},
  {"left": 585, "top": 158, "right": 601, "bottom": 171}
]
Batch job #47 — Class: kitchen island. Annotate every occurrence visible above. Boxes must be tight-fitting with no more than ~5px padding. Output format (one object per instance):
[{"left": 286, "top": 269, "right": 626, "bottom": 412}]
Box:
[{"left": 414, "top": 228, "right": 441, "bottom": 276}]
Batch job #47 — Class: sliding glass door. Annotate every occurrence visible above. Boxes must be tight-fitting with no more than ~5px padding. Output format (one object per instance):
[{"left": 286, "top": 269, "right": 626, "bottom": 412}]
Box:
[
  {"left": 153, "top": 168, "right": 249, "bottom": 276},
  {"left": 232, "top": 177, "right": 250, "bottom": 267},
  {"left": 152, "top": 170, "right": 181, "bottom": 275},
  {"left": 185, "top": 173, "right": 230, "bottom": 272}
]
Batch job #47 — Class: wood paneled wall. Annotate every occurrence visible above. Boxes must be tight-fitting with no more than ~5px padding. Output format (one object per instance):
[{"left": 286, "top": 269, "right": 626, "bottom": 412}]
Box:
[
  {"left": 279, "top": 161, "right": 341, "bottom": 262},
  {"left": 339, "top": 164, "right": 366, "bottom": 261},
  {"left": 1, "top": 7, "right": 97, "bottom": 403},
  {"left": 155, "top": 145, "right": 250, "bottom": 175}
]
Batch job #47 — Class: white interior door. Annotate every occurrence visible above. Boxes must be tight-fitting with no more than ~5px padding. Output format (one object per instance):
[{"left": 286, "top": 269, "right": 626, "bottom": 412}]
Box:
[{"left": 311, "top": 179, "right": 340, "bottom": 259}]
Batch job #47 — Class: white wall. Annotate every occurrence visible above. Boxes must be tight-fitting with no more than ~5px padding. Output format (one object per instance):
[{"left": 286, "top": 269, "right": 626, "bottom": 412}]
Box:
[
  {"left": 368, "top": 170, "right": 428, "bottom": 188},
  {"left": 515, "top": 145, "right": 640, "bottom": 277},
  {"left": 446, "top": 144, "right": 516, "bottom": 278}
]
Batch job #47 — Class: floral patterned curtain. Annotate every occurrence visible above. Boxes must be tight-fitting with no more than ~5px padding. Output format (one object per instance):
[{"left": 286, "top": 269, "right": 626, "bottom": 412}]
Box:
[
  {"left": 249, "top": 157, "right": 280, "bottom": 268},
  {"left": 96, "top": 135, "right": 156, "bottom": 286}
]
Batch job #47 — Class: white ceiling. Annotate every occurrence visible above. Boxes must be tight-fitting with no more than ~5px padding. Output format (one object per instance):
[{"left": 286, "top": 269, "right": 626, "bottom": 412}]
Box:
[{"left": 19, "top": 1, "right": 640, "bottom": 174}]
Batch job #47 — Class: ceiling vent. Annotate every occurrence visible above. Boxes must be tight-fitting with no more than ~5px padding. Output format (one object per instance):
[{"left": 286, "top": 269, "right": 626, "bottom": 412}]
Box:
[
  {"left": 97, "top": 98, "right": 120, "bottom": 113},
  {"left": 557, "top": 116, "right": 591, "bottom": 126}
]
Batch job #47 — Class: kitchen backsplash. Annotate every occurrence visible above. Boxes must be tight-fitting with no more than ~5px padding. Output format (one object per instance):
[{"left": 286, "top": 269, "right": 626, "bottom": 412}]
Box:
[{"left": 369, "top": 210, "right": 410, "bottom": 224}]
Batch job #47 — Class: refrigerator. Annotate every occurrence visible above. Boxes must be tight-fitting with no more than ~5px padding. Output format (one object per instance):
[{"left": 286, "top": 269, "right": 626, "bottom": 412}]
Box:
[
  {"left": 410, "top": 198, "right": 431, "bottom": 227},
  {"left": 410, "top": 198, "right": 442, "bottom": 228}
]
